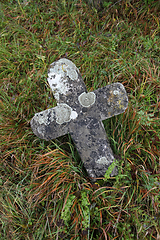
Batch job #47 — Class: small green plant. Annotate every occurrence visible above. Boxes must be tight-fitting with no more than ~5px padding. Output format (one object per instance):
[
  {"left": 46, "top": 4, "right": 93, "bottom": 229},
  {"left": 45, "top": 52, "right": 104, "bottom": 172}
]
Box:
[
  {"left": 103, "top": 1, "right": 112, "bottom": 8},
  {"left": 144, "top": 0, "right": 156, "bottom": 4},
  {"left": 61, "top": 190, "right": 90, "bottom": 231},
  {"left": 104, "top": 159, "right": 118, "bottom": 181},
  {"left": 61, "top": 195, "right": 76, "bottom": 225},
  {"left": 79, "top": 191, "right": 90, "bottom": 230},
  {"left": 137, "top": 110, "right": 154, "bottom": 126}
]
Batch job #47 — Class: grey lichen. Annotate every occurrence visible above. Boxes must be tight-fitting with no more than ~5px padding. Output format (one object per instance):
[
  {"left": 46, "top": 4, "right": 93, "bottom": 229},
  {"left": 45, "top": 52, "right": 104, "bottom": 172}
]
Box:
[
  {"left": 96, "top": 156, "right": 111, "bottom": 165},
  {"left": 113, "top": 90, "right": 120, "bottom": 95},
  {"left": 55, "top": 103, "right": 78, "bottom": 124},
  {"left": 56, "top": 58, "right": 79, "bottom": 81},
  {"left": 78, "top": 92, "right": 96, "bottom": 108},
  {"left": 33, "top": 109, "right": 55, "bottom": 125}
]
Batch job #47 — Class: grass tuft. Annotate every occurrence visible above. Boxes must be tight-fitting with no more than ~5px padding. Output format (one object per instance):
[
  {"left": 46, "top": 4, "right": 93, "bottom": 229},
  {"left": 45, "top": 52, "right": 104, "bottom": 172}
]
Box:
[{"left": 0, "top": 0, "right": 160, "bottom": 239}]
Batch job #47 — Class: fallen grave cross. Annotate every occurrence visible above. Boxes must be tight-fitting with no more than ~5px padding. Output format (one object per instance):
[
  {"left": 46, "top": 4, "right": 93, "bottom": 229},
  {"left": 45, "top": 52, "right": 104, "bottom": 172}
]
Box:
[{"left": 31, "top": 58, "right": 128, "bottom": 179}]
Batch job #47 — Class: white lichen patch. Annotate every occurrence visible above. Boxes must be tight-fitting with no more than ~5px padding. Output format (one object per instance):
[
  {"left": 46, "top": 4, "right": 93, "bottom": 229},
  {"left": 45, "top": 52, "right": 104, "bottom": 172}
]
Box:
[
  {"left": 78, "top": 92, "right": 96, "bottom": 108},
  {"left": 33, "top": 109, "right": 55, "bottom": 125},
  {"left": 47, "top": 58, "right": 79, "bottom": 101},
  {"left": 70, "top": 110, "right": 78, "bottom": 120},
  {"left": 48, "top": 72, "right": 69, "bottom": 101},
  {"left": 87, "top": 169, "right": 96, "bottom": 178},
  {"left": 96, "top": 157, "right": 111, "bottom": 165},
  {"left": 55, "top": 103, "right": 78, "bottom": 124},
  {"left": 113, "top": 90, "right": 120, "bottom": 95}
]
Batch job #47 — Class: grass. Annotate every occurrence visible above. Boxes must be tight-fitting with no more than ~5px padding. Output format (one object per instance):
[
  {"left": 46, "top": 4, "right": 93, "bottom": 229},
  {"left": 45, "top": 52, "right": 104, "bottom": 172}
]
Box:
[{"left": 0, "top": 0, "right": 160, "bottom": 239}]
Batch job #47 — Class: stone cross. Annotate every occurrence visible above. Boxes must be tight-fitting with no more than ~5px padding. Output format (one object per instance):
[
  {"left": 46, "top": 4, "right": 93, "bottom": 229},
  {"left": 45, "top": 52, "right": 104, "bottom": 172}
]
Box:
[{"left": 30, "top": 58, "right": 128, "bottom": 179}]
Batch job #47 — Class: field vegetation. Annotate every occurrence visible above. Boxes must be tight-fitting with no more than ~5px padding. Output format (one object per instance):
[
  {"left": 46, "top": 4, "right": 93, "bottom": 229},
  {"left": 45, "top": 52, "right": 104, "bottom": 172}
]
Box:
[{"left": 0, "top": 0, "right": 160, "bottom": 239}]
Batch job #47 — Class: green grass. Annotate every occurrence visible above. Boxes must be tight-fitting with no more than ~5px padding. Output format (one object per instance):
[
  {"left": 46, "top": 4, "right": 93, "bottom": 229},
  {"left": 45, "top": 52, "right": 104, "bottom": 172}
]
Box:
[{"left": 0, "top": 0, "right": 160, "bottom": 239}]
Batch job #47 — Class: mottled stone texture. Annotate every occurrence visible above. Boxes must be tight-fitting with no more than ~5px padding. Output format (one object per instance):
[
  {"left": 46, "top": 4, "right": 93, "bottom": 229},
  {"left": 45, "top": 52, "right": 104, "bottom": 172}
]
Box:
[{"left": 31, "top": 58, "right": 128, "bottom": 179}]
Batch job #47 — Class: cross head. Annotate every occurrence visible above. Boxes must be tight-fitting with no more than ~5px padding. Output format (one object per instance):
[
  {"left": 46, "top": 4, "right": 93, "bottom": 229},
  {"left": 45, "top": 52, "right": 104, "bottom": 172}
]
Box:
[{"left": 30, "top": 58, "right": 128, "bottom": 179}]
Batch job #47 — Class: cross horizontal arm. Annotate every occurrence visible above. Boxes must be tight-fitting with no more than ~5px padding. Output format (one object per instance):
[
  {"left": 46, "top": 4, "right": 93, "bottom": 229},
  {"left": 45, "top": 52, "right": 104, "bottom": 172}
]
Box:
[
  {"left": 30, "top": 105, "right": 73, "bottom": 140},
  {"left": 94, "top": 82, "right": 128, "bottom": 120}
]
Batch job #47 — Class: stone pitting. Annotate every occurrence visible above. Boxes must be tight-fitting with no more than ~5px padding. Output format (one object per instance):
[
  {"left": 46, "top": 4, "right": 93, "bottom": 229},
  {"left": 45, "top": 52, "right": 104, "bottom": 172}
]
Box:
[{"left": 31, "top": 58, "right": 128, "bottom": 180}]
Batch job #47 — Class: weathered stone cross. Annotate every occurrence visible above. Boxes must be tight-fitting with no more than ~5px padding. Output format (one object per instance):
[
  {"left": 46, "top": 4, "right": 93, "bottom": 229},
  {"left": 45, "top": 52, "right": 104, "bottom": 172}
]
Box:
[{"left": 31, "top": 58, "right": 128, "bottom": 179}]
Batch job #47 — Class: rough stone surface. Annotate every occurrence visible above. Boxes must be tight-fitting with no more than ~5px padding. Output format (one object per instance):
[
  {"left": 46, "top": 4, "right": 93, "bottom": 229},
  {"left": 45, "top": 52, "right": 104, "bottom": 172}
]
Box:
[{"left": 30, "top": 58, "right": 128, "bottom": 180}]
